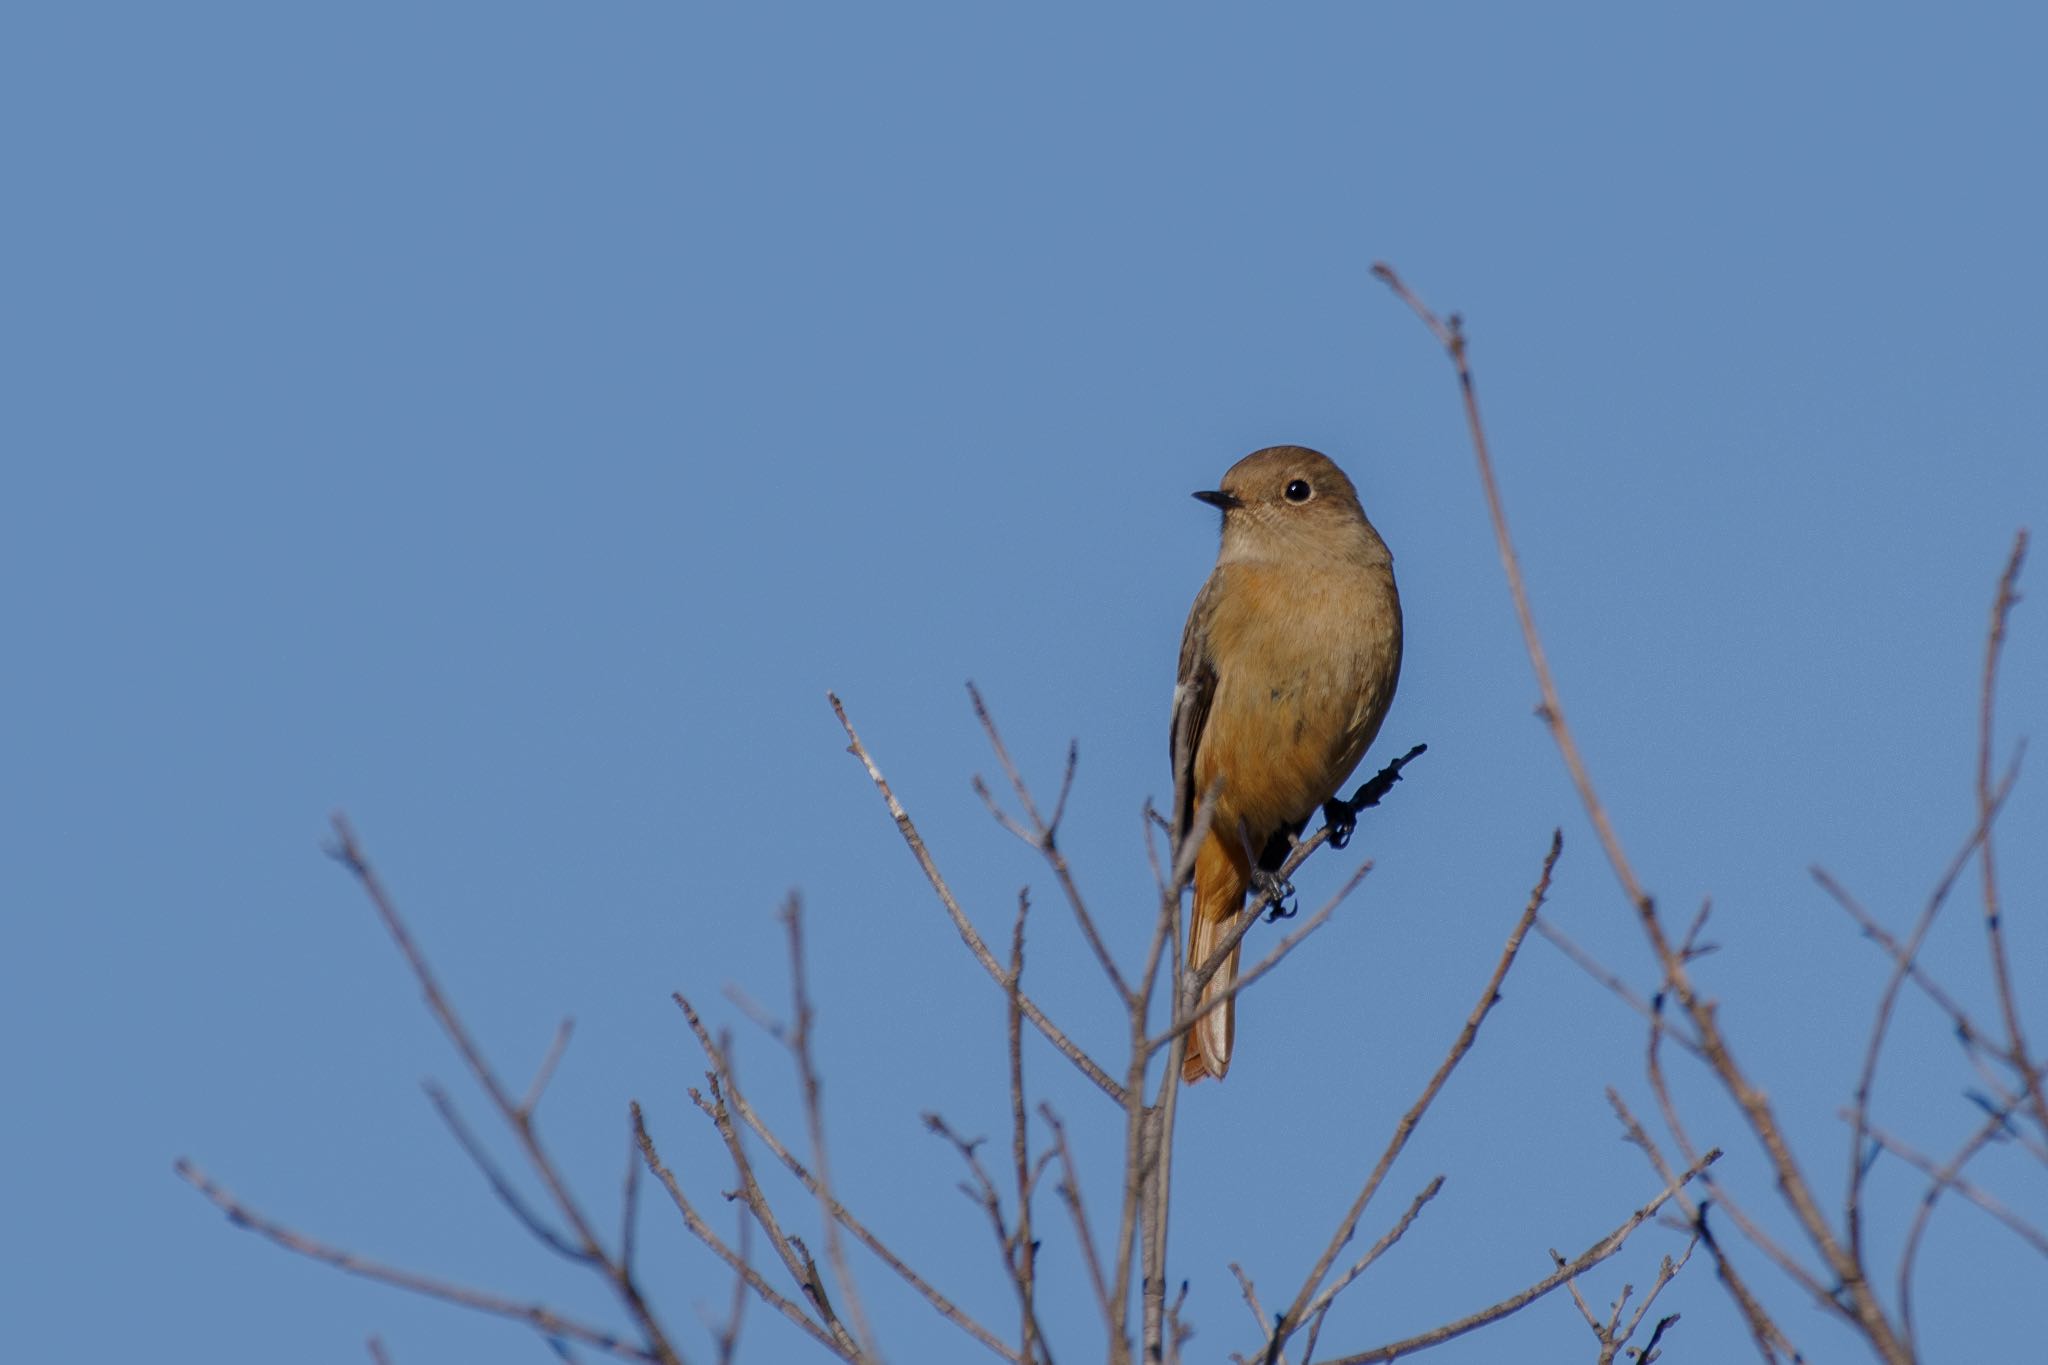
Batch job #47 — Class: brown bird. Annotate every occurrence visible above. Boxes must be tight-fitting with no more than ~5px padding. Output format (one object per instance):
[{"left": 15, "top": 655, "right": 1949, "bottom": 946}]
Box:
[{"left": 1171, "top": 446, "right": 1404, "bottom": 1083}]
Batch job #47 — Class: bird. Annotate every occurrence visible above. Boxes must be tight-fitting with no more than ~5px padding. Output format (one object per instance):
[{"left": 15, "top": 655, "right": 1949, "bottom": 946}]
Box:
[{"left": 1170, "top": 445, "right": 1404, "bottom": 1083}]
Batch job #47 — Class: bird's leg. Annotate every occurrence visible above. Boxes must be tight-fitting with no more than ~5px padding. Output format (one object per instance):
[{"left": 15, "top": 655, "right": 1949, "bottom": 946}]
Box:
[
  {"left": 1323, "top": 742, "right": 1430, "bottom": 849},
  {"left": 1349, "top": 743, "right": 1428, "bottom": 811}
]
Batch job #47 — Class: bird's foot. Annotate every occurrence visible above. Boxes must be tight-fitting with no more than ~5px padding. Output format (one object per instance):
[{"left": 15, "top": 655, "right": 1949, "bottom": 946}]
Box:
[
  {"left": 1251, "top": 867, "right": 1297, "bottom": 921},
  {"left": 1321, "top": 796, "right": 1358, "bottom": 850},
  {"left": 1344, "top": 743, "right": 1428, "bottom": 815}
]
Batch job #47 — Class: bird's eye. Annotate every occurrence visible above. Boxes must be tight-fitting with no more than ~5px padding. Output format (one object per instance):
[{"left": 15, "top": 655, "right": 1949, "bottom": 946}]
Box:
[{"left": 1284, "top": 479, "right": 1313, "bottom": 503}]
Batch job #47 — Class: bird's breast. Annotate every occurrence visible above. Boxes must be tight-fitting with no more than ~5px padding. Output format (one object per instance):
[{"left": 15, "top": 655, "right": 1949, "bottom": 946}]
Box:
[{"left": 1194, "top": 558, "right": 1402, "bottom": 835}]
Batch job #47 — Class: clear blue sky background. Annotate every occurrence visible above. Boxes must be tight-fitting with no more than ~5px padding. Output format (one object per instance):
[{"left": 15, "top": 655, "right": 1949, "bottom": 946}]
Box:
[{"left": 6, "top": 6, "right": 2044, "bottom": 1362}]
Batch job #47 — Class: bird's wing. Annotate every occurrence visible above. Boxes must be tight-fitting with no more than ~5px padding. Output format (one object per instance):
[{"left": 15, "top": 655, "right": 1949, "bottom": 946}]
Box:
[{"left": 1170, "top": 577, "right": 1220, "bottom": 858}]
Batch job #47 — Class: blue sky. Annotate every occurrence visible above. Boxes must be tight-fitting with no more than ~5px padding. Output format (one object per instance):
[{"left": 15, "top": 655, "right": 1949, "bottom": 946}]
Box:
[{"left": 5, "top": 6, "right": 2043, "bottom": 1362}]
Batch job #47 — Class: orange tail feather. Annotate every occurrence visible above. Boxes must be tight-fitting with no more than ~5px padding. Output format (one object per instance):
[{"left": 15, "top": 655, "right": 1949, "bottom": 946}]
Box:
[{"left": 1184, "top": 835, "right": 1249, "bottom": 1083}]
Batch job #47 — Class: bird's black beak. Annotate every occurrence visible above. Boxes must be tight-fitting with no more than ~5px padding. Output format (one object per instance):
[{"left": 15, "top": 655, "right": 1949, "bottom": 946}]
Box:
[{"left": 1192, "top": 489, "right": 1241, "bottom": 511}]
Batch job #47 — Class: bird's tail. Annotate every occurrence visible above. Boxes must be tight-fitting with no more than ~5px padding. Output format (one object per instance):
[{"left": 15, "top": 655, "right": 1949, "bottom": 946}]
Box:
[{"left": 1183, "top": 840, "right": 1247, "bottom": 1083}]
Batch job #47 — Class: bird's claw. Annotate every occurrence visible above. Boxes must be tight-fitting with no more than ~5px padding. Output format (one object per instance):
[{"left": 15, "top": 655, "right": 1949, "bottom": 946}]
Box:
[{"left": 1251, "top": 868, "right": 1297, "bottom": 921}]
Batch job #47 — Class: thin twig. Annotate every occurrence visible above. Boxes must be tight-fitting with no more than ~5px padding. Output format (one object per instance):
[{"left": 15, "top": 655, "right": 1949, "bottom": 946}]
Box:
[
  {"left": 1843, "top": 747, "right": 2028, "bottom": 1267},
  {"left": 1228, "top": 1265, "right": 1282, "bottom": 1365},
  {"left": 1043, "top": 1104, "right": 1118, "bottom": 1347},
  {"left": 706, "top": 1210, "right": 752, "bottom": 1365},
  {"left": 1531, "top": 916, "right": 1705, "bottom": 1060},
  {"left": 926, "top": 1110, "right": 1052, "bottom": 1361},
  {"left": 669, "top": 993, "right": 1018, "bottom": 1362},
  {"left": 633, "top": 1106, "right": 840, "bottom": 1356},
  {"left": 970, "top": 681, "right": 1132, "bottom": 1003},
  {"left": 1867, "top": 1111, "right": 2048, "bottom": 1253},
  {"left": 1636, "top": 1313, "right": 1681, "bottom": 1364},
  {"left": 311, "top": 818, "right": 680, "bottom": 1364},
  {"left": 176, "top": 1159, "right": 665, "bottom": 1364},
  {"left": 620, "top": 1110, "right": 644, "bottom": 1281},
  {"left": 423, "top": 1081, "right": 591, "bottom": 1264},
  {"left": 1874, "top": 1105, "right": 2048, "bottom": 1354},
  {"left": 1308, "top": 1148, "right": 1717, "bottom": 1365},
  {"left": 1140, "top": 990, "right": 1183, "bottom": 1365},
  {"left": 1374, "top": 265, "right": 1910, "bottom": 1362},
  {"left": 779, "top": 896, "right": 879, "bottom": 1359},
  {"left": 1272, "top": 831, "right": 1561, "bottom": 1352},
  {"left": 831, "top": 693, "right": 1124, "bottom": 1103},
  {"left": 1616, "top": 1241, "right": 1694, "bottom": 1359},
  {"left": 1006, "top": 892, "right": 1042, "bottom": 1365},
  {"left": 1372, "top": 266, "right": 1651, "bottom": 919},
  {"left": 1609, "top": 1091, "right": 1794, "bottom": 1365},
  {"left": 1553, "top": 1249, "right": 1615, "bottom": 1348},
  {"left": 1297, "top": 1177, "right": 1445, "bottom": 1365},
  {"left": 692, "top": 1061, "right": 862, "bottom": 1360},
  {"left": 1975, "top": 533, "right": 2044, "bottom": 1141},
  {"left": 1640, "top": 976, "right": 1833, "bottom": 1309},
  {"left": 1148, "top": 862, "right": 1366, "bottom": 1056},
  {"left": 522, "top": 1019, "right": 576, "bottom": 1116}
]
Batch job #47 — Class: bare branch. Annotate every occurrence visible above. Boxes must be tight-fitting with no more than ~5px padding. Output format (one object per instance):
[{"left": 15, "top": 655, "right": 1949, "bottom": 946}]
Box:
[{"left": 633, "top": 1105, "right": 840, "bottom": 1357}]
